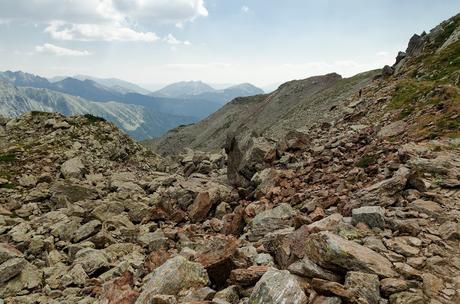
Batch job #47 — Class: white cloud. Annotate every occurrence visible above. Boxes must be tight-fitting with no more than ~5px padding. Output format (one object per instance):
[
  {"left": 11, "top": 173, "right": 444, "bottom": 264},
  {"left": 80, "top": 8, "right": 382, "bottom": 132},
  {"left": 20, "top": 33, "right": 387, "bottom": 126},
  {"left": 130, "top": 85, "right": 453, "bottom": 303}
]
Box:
[
  {"left": 0, "top": 0, "right": 207, "bottom": 42},
  {"left": 163, "top": 34, "right": 191, "bottom": 46},
  {"left": 45, "top": 21, "right": 159, "bottom": 42},
  {"left": 0, "top": 0, "right": 208, "bottom": 25},
  {"left": 241, "top": 6, "right": 250, "bottom": 13},
  {"left": 35, "top": 43, "right": 92, "bottom": 56},
  {"left": 164, "top": 34, "right": 181, "bottom": 45}
]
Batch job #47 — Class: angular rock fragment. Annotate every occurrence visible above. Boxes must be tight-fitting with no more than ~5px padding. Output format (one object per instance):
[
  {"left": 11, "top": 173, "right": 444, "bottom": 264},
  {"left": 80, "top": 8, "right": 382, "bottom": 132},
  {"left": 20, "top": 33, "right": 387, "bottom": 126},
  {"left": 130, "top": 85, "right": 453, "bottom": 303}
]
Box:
[
  {"left": 288, "top": 256, "right": 341, "bottom": 282},
  {"left": 305, "top": 232, "right": 397, "bottom": 278},
  {"left": 344, "top": 271, "right": 380, "bottom": 304},
  {"left": 248, "top": 268, "right": 307, "bottom": 304},
  {"left": 136, "top": 256, "right": 209, "bottom": 304},
  {"left": 248, "top": 203, "right": 295, "bottom": 241},
  {"left": 61, "top": 157, "right": 86, "bottom": 179},
  {"left": 351, "top": 206, "right": 385, "bottom": 228}
]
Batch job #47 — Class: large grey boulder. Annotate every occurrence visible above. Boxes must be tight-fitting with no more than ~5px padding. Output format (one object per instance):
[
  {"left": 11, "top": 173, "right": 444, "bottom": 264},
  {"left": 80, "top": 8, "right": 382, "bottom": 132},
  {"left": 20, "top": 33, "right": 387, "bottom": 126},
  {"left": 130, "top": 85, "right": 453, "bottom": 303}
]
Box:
[
  {"left": 136, "top": 256, "right": 209, "bottom": 304},
  {"left": 73, "top": 248, "right": 110, "bottom": 275},
  {"left": 60, "top": 157, "right": 86, "bottom": 179},
  {"left": 0, "top": 258, "right": 26, "bottom": 283},
  {"left": 305, "top": 232, "right": 397, "bottom": 278},
  {"left": 225, "top": 134, "right": 275, "bottom": 187},
  {"left": 248, "top": 268, "right": 307, "bottom": 304},
  {"left": 352, "top": 206, "right": 385, "bottom": 228},
  {"left": 248, "top": 203, "right": 296, "bottom": 241}
]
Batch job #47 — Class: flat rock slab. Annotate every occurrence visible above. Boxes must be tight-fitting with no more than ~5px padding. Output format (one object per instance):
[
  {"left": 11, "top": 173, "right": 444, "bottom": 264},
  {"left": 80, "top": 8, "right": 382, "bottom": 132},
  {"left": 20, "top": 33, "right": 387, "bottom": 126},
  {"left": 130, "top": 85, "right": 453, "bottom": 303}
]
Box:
[{"left": 305, "top": 232, "right": 397, "bottom": 278}]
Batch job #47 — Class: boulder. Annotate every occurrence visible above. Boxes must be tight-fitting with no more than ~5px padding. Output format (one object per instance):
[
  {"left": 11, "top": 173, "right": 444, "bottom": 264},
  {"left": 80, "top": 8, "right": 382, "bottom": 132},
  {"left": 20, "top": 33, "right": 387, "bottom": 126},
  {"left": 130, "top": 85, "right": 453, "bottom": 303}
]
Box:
[
  {"left": 437, "top": 221, "right": 460, "bottom": 240},
  {"left": 73, "top": 220, "right": 102, "bottom": 242},
  {"left": 307, "top": 213, "right": 343, "bottom": 232},
  {"left": 0, "top": 243, "right": 23, "bottom": 264},
  {"left": 60, "top": 157, "right": 86, "bottom": 179},
  {"left": 225, "top": 134, "right": 275, "bottom": 187},
  {"left": 248, "top": 268, "right": 307, "bottom": 304},
  {"left": 382, "top": 65, "right": 394, "bottom": 77},
  {"left": 188, "top": 192, "right": 212, "bottom": 222},
  {"left": 213, "top": 285, "right": 239, "bottom": 304},
  {"left": 0, "top": 262, "right": 42, "bottom": 298},
  {"left": 74, "top": 248, "right": 110, "bottom": 275},
  {"left": 195, "top": 235, "right": 238, "bottom": 287},
  {"left": 344, "top": 271, "right": 380, "bottom": 304},
  {"left": 311, "top": 278, "right": 353, "bottom": 300},
  {"left": 99, "top": 272, "right": 139, "bottom": 304},
  {"left": 378, "top": 121, "right": 407, "bottom": 138},
  {"left": 135, "top": 256, "right": 209, "bottom": 303},
  {"left": 249, "top": 203, "right": 296, "bottom": 241},
  {"left": 409, "top": 200, "right": 443, "bottom": 217},
  {"left": 0, "top": 258, "right": 26, "bottom": 283},
  {"left": 288, "top": 256, "right": 341, "bottom": 282},
  {"left": 228, "top": 265, "right": 268, "bottom": 286},
  {"left": 305, "top": 232, "right": 397, "bottom": 278},
  {"left": 380, "top": 278, "right": 409, "bottom": 297},
  {"left": 355, "top": 166, "right": 410, "bottom": 206},
  {"left": 351, "top": 206, "right": 385, "bottom": 229}
]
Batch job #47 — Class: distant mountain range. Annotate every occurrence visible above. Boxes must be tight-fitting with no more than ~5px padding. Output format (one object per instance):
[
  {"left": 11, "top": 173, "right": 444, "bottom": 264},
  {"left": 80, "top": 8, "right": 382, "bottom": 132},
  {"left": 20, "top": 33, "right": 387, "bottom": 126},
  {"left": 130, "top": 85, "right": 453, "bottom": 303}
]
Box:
[
  {"left": 50, "top": 75, "right": 151, "bottom": 95},
  {"left": 0, "top": 71, "right": 264, "bottom": 140},
  {"left": 150, "top": 81, "right": 264, "bottom": 106},
  {"left": 0, "top": 79, "right": 195, "bottom": 139}
]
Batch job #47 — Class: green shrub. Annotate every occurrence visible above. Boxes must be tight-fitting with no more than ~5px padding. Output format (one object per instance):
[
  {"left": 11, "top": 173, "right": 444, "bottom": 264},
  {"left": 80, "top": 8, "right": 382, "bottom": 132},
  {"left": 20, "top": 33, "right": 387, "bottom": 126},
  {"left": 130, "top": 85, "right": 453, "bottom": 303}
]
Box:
[
  {"left": 356, "top": 155, "right": 377, "bottom": 168},
  {"left": 0, "top": 154, "right": 16, "bottom": 162},
  {"left": 84, "top": 114, "right": 106, "bottom": 123}
]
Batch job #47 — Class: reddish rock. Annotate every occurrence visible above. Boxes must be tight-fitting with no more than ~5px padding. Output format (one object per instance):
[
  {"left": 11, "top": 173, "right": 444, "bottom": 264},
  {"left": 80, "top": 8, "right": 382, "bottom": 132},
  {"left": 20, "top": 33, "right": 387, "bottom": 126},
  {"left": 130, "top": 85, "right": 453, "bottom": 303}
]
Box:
[
  {"left": 222, "top": 206, "right": 245, "bottom": 236},
  {"left": 189, "top": 192, "right": 212, "bottom": 222},
  {"left": 195, "top": 235, "right": 238, "bottom": 287},
  {"left": 228, "top": 265, "right": 269, "bottom": 286},
  {"left": 144, "top": 249, "right": 171, "bottom": 273},
  {"left": 311, "top": 278, "right": 354, "bottom": 300},
  {"left": 99, "top": 272, "right": 139, "bottom": 304}
]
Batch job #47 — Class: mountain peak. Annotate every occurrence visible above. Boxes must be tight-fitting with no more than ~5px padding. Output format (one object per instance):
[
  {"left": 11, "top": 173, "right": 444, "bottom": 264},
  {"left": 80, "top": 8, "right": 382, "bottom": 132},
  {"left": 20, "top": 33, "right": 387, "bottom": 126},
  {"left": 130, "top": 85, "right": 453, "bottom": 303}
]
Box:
[{"left": 152, "top": 80, "right": 216, "bottom": 98}]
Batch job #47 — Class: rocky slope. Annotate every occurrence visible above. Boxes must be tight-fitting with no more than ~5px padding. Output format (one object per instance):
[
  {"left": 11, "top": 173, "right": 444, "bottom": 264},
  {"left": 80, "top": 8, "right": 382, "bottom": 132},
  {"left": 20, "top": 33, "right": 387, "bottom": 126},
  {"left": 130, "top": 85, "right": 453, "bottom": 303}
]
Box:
[
  {"left": 0, "top": 12, "right": 459, "bottom": 304},
  {"left": 146, "top": 70, "right": 380, "bottom": 155}
]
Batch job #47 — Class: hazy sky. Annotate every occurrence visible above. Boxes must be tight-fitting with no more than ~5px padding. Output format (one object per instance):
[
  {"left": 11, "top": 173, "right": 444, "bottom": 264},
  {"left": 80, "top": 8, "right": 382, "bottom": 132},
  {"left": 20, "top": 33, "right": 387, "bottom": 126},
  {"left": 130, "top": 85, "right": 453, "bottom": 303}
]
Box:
[{"left": 0, "top": 0, "right": 459, "bottom": 87}]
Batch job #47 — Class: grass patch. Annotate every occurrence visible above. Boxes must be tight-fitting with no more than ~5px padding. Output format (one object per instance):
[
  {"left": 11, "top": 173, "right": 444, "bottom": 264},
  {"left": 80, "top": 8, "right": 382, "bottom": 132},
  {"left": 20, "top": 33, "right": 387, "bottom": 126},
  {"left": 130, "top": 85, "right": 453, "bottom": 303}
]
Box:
[
  {"left": 389, "top": 80, "right": 434, "bottom": 110},
  {"left": 84, "top": 114, "right": 106, "bottom": 123},
  {"left": 356, "top": 155, "right": 377, "bottom": 168},
  {"left": 0, "top": 154, "right": 16, "bottom": 162},
  {"left": 0, "top": 183, "right": 15, "bottom": 189}
]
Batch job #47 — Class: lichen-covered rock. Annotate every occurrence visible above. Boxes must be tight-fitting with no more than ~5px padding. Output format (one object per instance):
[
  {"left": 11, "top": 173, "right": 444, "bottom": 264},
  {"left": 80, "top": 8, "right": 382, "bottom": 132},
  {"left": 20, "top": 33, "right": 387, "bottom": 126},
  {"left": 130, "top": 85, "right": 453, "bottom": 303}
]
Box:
[
  {"left": 305, "top": 232, "right": 397, "bottom": 278},
  {"left": 135, "top": 256, "right": 209, "bottom": 304},
  {"left": 344, "top": 271, "right": 381, "bottom": 304},
  {"left": 248, "top": 268, "right": 307, "bottom": 304}
]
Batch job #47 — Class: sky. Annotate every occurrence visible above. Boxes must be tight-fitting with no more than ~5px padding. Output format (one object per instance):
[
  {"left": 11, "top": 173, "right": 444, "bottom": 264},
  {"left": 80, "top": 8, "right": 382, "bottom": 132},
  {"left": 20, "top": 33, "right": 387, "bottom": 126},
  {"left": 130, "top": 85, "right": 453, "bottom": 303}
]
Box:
[{"left": 0, "top": 0, "right": 459, "bottom": 89}]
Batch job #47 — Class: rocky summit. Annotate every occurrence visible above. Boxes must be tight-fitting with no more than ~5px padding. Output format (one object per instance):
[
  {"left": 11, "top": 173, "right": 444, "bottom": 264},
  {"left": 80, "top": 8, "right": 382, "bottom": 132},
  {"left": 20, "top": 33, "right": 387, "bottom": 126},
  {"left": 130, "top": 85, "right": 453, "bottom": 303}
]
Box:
[{"left": 0, "top": 13, "right": 459, "bottom": 304}]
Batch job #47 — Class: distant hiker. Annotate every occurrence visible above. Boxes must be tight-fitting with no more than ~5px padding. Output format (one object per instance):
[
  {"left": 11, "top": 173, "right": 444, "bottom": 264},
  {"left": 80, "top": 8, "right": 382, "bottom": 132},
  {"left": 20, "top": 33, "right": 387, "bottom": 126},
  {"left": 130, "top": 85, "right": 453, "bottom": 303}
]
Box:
[{"left": 358, "top": 89, "right": 362, "bottom": 99}]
